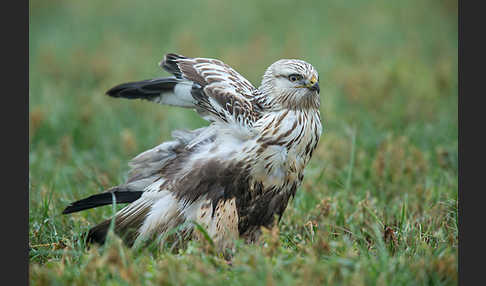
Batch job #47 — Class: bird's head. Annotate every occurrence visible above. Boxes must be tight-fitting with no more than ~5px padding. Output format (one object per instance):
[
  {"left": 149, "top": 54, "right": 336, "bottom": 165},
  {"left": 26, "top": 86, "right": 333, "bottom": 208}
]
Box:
[{"left": 260, "top": 59, "right": 320, "bottom": 110}]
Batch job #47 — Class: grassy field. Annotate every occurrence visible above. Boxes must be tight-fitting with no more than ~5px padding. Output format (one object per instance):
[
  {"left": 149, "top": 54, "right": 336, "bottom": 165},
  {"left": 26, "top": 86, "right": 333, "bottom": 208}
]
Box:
[{"left": 29, "top": 0, "right": 458, "bottom": 285}]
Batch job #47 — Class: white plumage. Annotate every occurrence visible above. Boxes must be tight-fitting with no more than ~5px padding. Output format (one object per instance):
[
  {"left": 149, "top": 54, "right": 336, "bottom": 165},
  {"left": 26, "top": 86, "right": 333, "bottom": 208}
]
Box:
[{"left": 63, "top": 53, "right": 322, "bottom": 252}]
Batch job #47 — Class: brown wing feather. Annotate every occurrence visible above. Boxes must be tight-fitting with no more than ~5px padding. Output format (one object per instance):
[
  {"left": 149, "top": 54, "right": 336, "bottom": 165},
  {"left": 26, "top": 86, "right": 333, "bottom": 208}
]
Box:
[{"left": 160, "top": 54, "right": 262, "bottom": 127}]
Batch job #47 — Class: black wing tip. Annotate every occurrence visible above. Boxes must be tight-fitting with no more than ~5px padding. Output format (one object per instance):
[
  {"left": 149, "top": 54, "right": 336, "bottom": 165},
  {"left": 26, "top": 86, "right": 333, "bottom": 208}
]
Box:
[
  {"left": 164, "top": 53, "right": 188, "bottom": 61},
  {"left": 105, "top": 82, "right": 134, "bottom": 98},
  {"left": 61, "top": 198, "right": 100, "bottom": 215},
  {"left": 160, "top": 53, "right": 189, "bottom": 78},
  {"left": 105, "top": 84, "right": 124, "bottom": 97},
  {"left": 62, "top": 191, "right": 144, "bottom": 215},
  {"left": 62, "top": 205, "right": 77, "bottom": 215},
  {"left": 105, "top": 82, "right": 149, "bottom": 99},
  {"left": 105, "top": 78, "right": 179, "bottom": 100},
  {"left": 159, "top": 53, "right": 187, "bottom": 69}
]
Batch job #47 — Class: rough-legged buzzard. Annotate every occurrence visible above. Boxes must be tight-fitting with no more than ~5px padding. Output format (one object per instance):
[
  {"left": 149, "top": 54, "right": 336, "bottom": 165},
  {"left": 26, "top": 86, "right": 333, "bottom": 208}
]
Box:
[{"left": 63, "top": 53, "right": 322, "bottom": 252}]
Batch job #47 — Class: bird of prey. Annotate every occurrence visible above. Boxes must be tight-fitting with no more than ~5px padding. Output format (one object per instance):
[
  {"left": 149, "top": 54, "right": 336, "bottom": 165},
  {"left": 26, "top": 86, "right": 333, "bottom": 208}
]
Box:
[{"left": 63, "top": 53, "right": 322, "bottom": 252}]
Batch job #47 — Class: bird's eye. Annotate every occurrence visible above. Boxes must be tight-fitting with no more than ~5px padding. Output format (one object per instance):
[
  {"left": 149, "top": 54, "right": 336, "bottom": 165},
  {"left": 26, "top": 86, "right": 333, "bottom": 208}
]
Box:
[{"left": 288, "top": 74, "right": 302, "bottom": 82}]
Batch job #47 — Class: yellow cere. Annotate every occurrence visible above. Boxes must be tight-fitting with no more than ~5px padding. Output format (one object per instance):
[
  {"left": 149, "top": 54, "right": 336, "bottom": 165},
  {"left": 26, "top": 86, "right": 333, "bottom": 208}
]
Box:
[{"left": 310, "top": 75, "right": 317, "bottom": 85}]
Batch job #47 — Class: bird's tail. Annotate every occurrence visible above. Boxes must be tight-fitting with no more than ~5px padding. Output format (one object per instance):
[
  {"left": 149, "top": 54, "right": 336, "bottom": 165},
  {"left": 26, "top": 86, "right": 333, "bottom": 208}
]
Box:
[
  {"left": 63, "top": 186, "right": 182, "bottom": 246},
  {"left": 85, "top": 202, "right": 150, "bottom": 246},
  {"left": 84, "top": 192, "right": 181, "bottom": 246}
]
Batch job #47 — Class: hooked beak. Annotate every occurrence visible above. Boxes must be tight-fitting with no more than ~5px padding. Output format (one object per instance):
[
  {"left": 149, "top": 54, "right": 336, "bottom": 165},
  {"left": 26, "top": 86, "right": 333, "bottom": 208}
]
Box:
[{"left": 308, "top": 82, "right": 320, "bottom": 93}]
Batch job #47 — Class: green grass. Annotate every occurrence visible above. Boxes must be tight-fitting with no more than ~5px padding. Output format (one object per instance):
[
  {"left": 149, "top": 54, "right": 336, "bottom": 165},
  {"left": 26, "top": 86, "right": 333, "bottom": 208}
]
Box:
[{"left": 29, "top": 0, "right": 458, "bottom": 285}]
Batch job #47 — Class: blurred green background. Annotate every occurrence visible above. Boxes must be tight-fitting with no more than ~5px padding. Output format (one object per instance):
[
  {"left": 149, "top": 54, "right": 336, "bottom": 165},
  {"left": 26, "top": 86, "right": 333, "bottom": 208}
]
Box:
[{"left": 29, "top": 0, "right": 457, "bottom": 285}]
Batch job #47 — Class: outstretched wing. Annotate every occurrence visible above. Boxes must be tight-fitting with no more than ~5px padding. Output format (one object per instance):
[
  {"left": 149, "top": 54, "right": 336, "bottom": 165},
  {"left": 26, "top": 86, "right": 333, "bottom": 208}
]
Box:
[
  {"left": 107, "top": 53, "right": 263, "bottom": 129},
  {"left": 106, "top": 77, "right": 197, "bottom": 108},
  {"left": 161, "top": 53, "right": 262, "bottom": 128}
]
